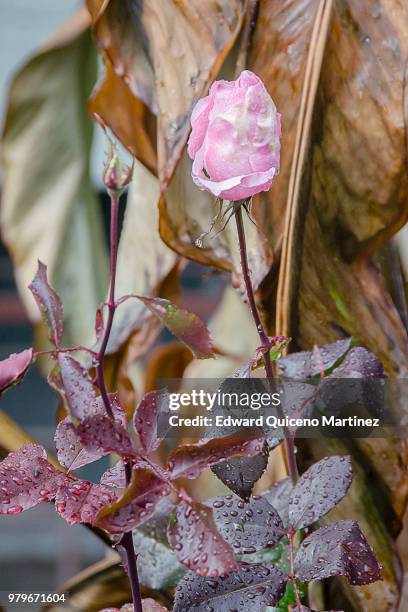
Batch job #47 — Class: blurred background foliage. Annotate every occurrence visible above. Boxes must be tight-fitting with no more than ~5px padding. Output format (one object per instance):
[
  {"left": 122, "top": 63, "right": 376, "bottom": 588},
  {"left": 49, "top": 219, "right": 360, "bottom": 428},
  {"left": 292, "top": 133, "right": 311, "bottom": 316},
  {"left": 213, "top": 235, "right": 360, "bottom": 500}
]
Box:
[{"left": 1, "top": 1, "right": 408, "bottom": 610}]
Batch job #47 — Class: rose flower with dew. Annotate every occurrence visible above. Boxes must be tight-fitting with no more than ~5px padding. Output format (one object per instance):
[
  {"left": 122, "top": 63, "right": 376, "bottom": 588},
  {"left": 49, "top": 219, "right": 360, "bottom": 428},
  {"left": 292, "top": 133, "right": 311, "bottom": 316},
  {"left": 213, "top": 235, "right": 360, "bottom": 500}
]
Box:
[{"left": 188, "top": 70, "right": 281, "bottom": 201}]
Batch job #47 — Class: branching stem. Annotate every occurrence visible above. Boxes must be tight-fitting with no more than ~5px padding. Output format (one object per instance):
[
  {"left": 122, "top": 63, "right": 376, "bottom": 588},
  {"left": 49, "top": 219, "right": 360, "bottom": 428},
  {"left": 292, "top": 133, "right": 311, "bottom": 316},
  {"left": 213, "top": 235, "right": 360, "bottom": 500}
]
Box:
[{"left": 95, "top": 194, "right": 143, "bottom": 612}]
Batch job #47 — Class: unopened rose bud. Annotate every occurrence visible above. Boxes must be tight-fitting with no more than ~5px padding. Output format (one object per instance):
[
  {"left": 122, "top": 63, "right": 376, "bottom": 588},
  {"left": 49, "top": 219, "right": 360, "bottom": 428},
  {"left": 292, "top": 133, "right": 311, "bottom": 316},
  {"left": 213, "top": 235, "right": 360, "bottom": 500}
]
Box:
[
  {"left": 103, "top": 142, "right": 133, "bottom": 198},
  {"left": 188, "top": 70, "right": 281, "bottom": 201}
]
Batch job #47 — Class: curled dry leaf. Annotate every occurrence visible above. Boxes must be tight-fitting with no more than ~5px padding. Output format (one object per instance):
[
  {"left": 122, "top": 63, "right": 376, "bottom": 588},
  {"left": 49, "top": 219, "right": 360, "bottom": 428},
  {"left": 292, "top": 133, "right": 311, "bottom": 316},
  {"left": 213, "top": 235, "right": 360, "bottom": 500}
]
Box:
[
  {"left": 0, "top": 349, "right": 33, "bottom": 396},
  {"left": 167, "top": 501, "right": 238, "bottom": 577}
]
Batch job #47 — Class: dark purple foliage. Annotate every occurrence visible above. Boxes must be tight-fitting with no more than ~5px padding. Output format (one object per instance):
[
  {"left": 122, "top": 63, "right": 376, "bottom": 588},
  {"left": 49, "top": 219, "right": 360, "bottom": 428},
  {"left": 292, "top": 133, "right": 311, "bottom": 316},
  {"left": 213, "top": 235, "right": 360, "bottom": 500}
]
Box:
[
  {"left": 173, "top": 562, "right": 288, "bottom": 612},
  {"left": 97, "top": 465, "right": 171, "bottom": 534},
  {"left": 211, "top": 493, "right": 285, "bottom": 554},
  {"left": 28, "top": 261, "right": 64, "bottom": 347},
  {"left": 135, "top": 296, "right": 214, "bottom": 359},
  {"left": 0, "top": 444, "right": 66, "bottom": 514},
  {"left": 263, "top": 477, "right": 293, "bottom": 528},
  {"left": 277, "top": 338, "right": 352, "bottom": 379},
  {"left": 211, "top": 445, "right": 269, "bottom": 501},
  {"left": 76, "top": 414, "right": 137, "bottom": 459},
  {"left": 134, "top": 389, "right": 170, "bottom": 454},
  {"left": 294, "top": 520, "right": 382, "bottom": 585},
  {"left": 167, "top": 501, "right": 238, "bottom": 577},
  {"left": 330, "top": 346, "right": 385, "bottom": 378},
  {"left": 0, "top": 348, "right": 33, "bottom": 395},
  {"left": 288, "top": 456, "right": 353, "bottom": 529},
  {"left": 167, "top": 434, "right": 265, "bottom": 480}
]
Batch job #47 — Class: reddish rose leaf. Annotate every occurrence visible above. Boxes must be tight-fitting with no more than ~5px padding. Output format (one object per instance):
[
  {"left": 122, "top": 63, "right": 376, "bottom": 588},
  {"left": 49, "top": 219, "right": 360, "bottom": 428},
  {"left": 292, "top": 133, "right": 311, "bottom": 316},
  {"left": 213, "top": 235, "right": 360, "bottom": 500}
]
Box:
[
  {"left": 0, "top": 444, "right": 66, "bottom": 514},
  {"left": 96, "top": 465, "right": 171, "bottom": 534},
  {"left": 0, "top": 348, "right": 33, "bottom": 395},
  {"left": 134, "top": 388, "right": 170, "bottom": 454},
  {"left": 168, "top": 500, "right": 238, "bottom": 577},
  {"left": 54, "top": 479, "right": 117, "bottom": 525},
  {"left": 136, "top": 296, "right": 214, "bottom": 359},
  {"left": 54, "top": 418, "right": 106, "bottom": 471},
  {"left": 294, "top": 520, "right": 382, "bottom": 585},
  {"left": 289, "top": 456, "right": 353, "bottom": 530},
  {"left": 93, "top": 392, "right": 127, "bottom": 426},
  {"left": 211, "top": 494, "right": 285, "bottom": 554},
  {"left": 100, "top": 460, "right": 127, "bottom": 488},
  {"left": 54, "top": 393, "right": 128, "bottom": 471},
  {"left": 167, "top": 433, "right": 265, "bottom": 480},
  {"left": 330, "top": 346, "right": 385, "bottom": 378},
  {"left": 56, "top": 353, "right": 96, "bottom": 420},
  {"left": 76, "top": 414, "right": 137, "bottom": 459},
  {"left": 173, "top": 562, "right": 288, "bottom": 612},
  {"left": 28, "top": 261, "right": 64, "bottom": 347},
  {"left": 263, "top": 477, "right": 294, "bottom": 528},
  {"left": 277, "top": 338, "right": 352, "bottom": 379}
]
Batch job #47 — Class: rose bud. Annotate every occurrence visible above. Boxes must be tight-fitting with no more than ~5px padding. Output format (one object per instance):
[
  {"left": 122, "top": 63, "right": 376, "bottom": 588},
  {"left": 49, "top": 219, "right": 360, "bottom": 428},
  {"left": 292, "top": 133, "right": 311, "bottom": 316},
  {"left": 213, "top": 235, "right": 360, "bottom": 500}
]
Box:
[
  {"left": 103, "top": 141, "right": 134, "bottom": 198},
  {"left": 188, "top": 70, "right": 281, "bottom": 202}
]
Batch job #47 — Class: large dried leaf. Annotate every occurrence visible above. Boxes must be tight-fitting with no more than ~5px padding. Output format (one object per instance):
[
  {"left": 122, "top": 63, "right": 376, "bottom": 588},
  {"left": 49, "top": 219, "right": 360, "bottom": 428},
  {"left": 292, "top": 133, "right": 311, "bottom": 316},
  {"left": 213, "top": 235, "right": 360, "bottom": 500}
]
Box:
[
  {"left": 1, "top": 9, "right": 108, "bottom": 348},
  {"left": 268, "top": 3, "right": 408, "bottom": 608},
  {"left": 87, "top": 0, "right": 247, "bottom": 184}
]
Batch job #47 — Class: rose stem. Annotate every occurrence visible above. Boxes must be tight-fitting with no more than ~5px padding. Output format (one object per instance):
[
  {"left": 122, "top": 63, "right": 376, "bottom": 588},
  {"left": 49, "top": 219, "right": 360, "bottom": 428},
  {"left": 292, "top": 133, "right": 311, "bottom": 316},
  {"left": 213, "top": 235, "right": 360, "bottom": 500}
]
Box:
[
  {"left": 234, "top": 204, "right": 298, "bottom": 484},
  {"left": 289, "top": 526, "right": 302, "bottom": 608},
  {"left": 95, "top": 194, "right": 143, "bottom": 612}
]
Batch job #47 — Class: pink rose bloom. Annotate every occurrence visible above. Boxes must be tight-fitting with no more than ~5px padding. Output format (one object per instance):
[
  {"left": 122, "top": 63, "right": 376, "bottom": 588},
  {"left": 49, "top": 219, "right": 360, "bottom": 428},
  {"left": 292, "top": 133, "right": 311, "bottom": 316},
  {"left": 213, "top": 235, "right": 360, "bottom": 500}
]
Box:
[{"left": 187, "top": 70, "right": 281, "bottom": 201}]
